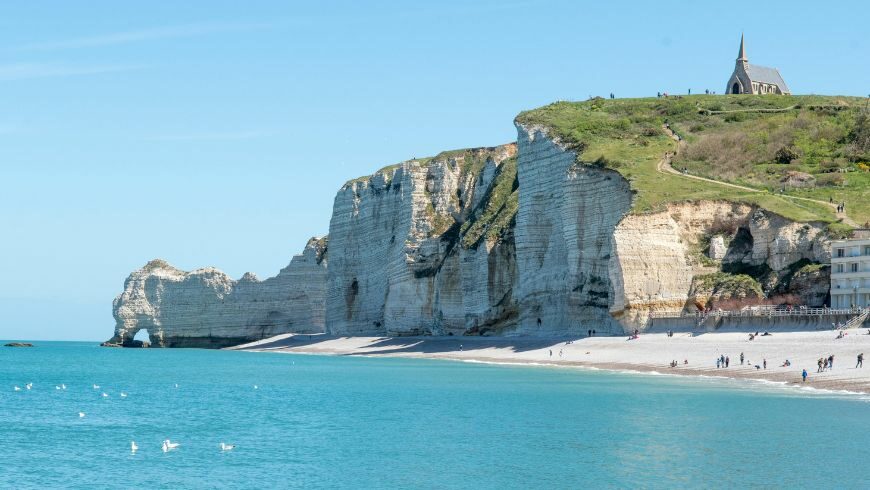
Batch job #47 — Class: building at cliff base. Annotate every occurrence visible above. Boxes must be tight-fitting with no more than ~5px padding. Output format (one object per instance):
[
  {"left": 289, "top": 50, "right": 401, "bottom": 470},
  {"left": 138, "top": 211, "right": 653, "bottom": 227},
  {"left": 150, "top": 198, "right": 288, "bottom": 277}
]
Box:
[
  {"left": 831, "top": 233, "right": 870, "bottom": 308},
  {"left": 726, "top": 34, "right": 790, "bottom": 95}
]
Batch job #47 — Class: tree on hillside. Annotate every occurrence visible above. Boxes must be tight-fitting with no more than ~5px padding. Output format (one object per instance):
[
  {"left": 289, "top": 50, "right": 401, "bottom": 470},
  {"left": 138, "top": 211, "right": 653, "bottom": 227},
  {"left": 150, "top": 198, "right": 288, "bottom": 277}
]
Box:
[{"left": 850, "top": 107, "right": 870, "bottom": 158}]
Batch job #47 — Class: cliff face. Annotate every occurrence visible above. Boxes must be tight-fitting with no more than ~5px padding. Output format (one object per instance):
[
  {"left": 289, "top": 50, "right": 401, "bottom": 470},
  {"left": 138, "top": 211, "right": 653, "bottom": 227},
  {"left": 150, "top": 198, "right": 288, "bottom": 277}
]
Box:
[
  {"left": 513, "top": 125, "right": 632, "bottom": 335},
  {"left": 325, "top": 145, "right": 519, "bottom": 336},
  {"left": 111, "top": 108, "right": 840, "bottom": 346},
  {"left": 107, "top": 238, "right": 327, "bottom": 347}
]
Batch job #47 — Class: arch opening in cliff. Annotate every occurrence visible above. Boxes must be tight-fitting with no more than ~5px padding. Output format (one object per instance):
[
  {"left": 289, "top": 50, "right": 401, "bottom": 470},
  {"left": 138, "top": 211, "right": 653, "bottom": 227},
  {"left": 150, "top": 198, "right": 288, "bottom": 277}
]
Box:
[{"left": 121, "top": 328, "right": 152, "bottom": 347}]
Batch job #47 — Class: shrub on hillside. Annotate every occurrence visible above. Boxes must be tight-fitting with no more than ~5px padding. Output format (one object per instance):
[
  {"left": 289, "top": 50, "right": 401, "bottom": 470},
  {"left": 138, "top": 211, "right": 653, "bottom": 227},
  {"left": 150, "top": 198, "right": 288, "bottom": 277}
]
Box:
[
  {"left": 816, "top": 173, "right": 846, "bottom": 187},
  {"left": 774, "top": 145, "right": 799, "bottom": 164},
  {"left": 850, "top": 107, "right": 870, "bottom": 157},
  {"left": 819, "top": 159, "right": 848, "bottom": 172}
]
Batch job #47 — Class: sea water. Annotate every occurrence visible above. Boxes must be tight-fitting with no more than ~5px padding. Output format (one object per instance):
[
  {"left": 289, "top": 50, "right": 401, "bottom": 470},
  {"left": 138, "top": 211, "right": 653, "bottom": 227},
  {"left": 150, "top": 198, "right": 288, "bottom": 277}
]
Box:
[{"left": 1, "top": 342, "right": 868, "bottom": 489}]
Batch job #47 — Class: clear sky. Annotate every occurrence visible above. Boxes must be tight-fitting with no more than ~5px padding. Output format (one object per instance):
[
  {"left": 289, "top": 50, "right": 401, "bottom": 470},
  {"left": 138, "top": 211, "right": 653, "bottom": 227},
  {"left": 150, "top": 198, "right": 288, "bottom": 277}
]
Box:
[{"left": 1, "top": 0, "right": 867, "bottom": 341}]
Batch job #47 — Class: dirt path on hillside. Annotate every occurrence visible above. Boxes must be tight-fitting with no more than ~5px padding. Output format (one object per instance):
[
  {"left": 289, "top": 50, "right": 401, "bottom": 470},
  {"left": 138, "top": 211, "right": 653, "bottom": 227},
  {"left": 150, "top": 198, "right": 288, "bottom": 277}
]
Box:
[{"left": 657, "top": 125, "right": 858, "bottom": 226}]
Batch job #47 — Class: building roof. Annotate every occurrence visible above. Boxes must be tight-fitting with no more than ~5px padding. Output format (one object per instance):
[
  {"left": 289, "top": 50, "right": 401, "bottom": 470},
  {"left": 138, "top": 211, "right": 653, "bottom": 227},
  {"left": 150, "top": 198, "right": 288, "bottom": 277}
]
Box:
[{"left": 746, "top": 63, "right": 790, "bottom": 93}]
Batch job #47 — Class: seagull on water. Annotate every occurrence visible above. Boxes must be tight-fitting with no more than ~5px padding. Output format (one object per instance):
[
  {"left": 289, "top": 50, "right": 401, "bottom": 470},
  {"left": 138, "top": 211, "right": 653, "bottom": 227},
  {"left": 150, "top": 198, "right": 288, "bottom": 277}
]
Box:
[
  {"left": 25, "top": 383, "right": 32, "bottom": 390},
  {"left": 101, "top": 392, "right": 109, "bottom": 398},
  {"left": 120, "top": 392, "right": 128, "bottom": 398},
  {"left": 220, "top": 442, "right": 236, "bottom": 451},
  {"left": 79, "top": 412, "right": 86, "bottom": 418},
  {"left": 93, "top": 384, "right": 100, "bottom": 390},
  {"left": 253, "top": 385, "right": 258, "bottom": 390},
  {"left": 131, "top": 441, "right": 138, "bottom": 453},
  {"left": 55, "top": 385, "right": 61, "bottom": 390},
  {"left": 174, "top": 383, "right": 179, "bottom": 389},
  {"left": 13, "top": 386, "right": 21, "bottom": 391},
  {"left": 162, "top": 439, "right": 179, "bottom": 452},
  {"left": 61, "top": 384, "right": 67, "bottom": 390}
]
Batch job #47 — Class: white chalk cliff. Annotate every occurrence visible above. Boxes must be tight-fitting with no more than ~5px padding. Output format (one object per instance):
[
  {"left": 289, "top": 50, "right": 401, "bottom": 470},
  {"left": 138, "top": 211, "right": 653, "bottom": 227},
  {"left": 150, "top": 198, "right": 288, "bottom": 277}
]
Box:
[
  {"left": 107, "top": 238, "right": 327, "bottom": 347},
  {"left": 110, "top": 120, "right": 835, "bottom": 346},
  {"left": 325, "top": 145, "right": 519, "bottom": 336}
]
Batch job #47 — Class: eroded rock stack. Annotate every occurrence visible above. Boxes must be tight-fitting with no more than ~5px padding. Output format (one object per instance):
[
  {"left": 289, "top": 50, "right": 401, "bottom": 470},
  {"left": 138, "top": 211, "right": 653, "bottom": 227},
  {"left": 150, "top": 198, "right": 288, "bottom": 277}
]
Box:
[{"left": 106, "top": 238, "right": 327, "bottom": 348}]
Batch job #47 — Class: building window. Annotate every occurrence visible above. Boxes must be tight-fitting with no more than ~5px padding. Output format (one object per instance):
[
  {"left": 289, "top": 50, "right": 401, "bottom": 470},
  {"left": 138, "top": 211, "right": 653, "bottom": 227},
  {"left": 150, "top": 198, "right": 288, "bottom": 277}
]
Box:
[
  {"left": 852, "top": 263, "right": 859, "bottom": 273},
  {"left": 837, "top": 264, "right": 845, "bottom": 273},
  {"left": 865, "top": 246, "right": 870, "bottom": 256},
  {"left": 837, "top": 248, "right": 845, "bottom": 257}
]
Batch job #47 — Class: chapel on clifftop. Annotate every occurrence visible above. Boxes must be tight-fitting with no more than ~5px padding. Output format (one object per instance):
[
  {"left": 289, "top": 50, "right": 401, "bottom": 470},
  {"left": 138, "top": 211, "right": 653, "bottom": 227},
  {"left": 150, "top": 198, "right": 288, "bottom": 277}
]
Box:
[{"left": 725, "top": 34, "right": 790, "bottom": 95}]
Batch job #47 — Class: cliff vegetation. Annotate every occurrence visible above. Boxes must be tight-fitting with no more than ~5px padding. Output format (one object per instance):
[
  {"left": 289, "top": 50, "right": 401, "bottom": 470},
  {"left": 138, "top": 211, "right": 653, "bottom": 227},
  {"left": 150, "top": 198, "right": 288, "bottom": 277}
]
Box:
[{"left": 516, "top": 95, "right": 869, "bottom": 227}]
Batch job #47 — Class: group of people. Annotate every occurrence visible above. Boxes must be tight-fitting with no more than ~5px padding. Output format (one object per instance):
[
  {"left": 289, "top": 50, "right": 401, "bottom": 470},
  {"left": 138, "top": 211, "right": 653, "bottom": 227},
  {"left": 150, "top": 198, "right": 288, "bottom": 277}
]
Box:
[
  {"left": 829, "top": 197, "right": 847, "bottom": 213},
  {"left": 817, "top": 355, "right": 835, "bottom": 372},
  {"left": 666, "top": 330, "right": 676, "bottom": 338},
  {"left": 669, "top": 359, "right": 688, "bottom": 368},
  {"left": 716, "top": 352, "right": 767, "bottom": 370}
]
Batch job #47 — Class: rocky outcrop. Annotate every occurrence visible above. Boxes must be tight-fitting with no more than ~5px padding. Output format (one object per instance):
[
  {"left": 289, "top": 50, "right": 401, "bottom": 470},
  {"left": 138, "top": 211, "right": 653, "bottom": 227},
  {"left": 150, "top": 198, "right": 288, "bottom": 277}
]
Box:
[
  {"left": 325, "top": 145, "right": 519, "bottom": 336},
  {"left": 708, "top": 236, "right": 727, "bottom": 260},
  {"left": 107, "top": 238, "right": 327, "bottom": 348},
  {"left": 610, "top": 202, "right": 828, "bottom": 327}
]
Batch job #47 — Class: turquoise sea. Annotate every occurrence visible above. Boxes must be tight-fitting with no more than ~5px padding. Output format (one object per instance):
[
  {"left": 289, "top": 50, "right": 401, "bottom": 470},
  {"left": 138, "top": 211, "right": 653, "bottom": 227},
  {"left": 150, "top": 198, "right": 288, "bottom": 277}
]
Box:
[{"left": 2, "top": 342, "right": 869, "bottom": 489}]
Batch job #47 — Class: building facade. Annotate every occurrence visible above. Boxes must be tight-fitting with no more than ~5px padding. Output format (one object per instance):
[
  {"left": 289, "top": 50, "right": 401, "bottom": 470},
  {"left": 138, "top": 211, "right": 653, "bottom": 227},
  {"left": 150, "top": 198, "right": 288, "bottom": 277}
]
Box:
[
  {"left": 725, "top": 34, "right": 791, "bottom": 95},
  {"left": 831, "top": 235, "right": 870, "bottom": 308}
]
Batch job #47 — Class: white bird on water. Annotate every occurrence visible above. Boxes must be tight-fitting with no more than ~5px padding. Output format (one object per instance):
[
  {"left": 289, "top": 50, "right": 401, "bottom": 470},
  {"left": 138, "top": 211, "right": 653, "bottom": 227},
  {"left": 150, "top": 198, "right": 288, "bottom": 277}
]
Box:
[
  {"left": 25, "top": 383, "right": 32, "bottom": 390},
  {"left": 61, "top": 384, "right": 66, "bottom": 390},
  {"left": 131, "top": 441, "right": 138, "bottom": 454},
  {"left": 78, "top": 412, "right": 86, "bottom": 418},
  {"left": 55, "top": 385, "right": 61, "bottom": 390},
  {"left": 101, "top": 392, "right": 109, "bottom": 398},
  {"left": 162, "top": 439, "right": 179, "bottom": 452},
  {"left": 93, "top": 384, "right": 100, "bottom": 390},
  {"left": 220, "top": 442, "right": 236, "bottom": 451},
  {"left": 174, "top": 383, "right": 179, "bottom": 389},
  {"left": 120, "top": 392, "right": 128, "bottom": 398},
  {"left": 13, "top": 386, "right": 21, "bottom": 391},
  {"left": 253, "top": 385, "right": 258, "bottom": 390}
]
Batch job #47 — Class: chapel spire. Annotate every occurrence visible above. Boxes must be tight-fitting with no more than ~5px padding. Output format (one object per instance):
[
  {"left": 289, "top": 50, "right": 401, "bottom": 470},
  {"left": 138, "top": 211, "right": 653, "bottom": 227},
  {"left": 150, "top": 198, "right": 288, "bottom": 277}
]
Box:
[{"left": 736, "top": 33, "right": 747, "bottom": 62}]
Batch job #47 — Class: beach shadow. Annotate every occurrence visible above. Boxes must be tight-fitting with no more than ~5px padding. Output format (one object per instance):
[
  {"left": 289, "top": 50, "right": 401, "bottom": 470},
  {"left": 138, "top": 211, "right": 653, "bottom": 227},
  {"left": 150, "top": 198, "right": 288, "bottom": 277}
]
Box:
[{"left": 236, "top": 333, "right": 589, "bottom": 356}]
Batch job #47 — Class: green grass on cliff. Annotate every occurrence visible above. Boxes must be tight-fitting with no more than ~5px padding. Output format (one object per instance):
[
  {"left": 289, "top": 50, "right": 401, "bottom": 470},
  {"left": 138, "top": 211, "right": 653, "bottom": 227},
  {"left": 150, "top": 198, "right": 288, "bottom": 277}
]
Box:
[
  {"left": 516, "top": 95, "right": 869, "bottom": 226},
  {"left": 461, "top": 156, "right": 518, "bottom": 247}
]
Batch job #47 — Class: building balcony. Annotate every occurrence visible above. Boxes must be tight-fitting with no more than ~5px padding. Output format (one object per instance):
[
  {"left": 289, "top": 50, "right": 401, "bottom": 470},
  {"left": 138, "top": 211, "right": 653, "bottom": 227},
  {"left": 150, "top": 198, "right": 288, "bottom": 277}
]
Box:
[
  {"left": 831, "top": 287, "right": 870, "bottom": 295},
  {"left": 831, "top": 255, "right": 870, "bottom": 262}
]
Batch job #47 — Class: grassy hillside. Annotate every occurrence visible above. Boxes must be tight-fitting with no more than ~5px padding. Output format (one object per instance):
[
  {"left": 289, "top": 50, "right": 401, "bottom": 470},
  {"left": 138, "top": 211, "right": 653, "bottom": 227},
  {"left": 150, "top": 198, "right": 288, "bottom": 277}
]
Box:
[{"left": 516, "top": 95, "right": 869, "bottom": 227}]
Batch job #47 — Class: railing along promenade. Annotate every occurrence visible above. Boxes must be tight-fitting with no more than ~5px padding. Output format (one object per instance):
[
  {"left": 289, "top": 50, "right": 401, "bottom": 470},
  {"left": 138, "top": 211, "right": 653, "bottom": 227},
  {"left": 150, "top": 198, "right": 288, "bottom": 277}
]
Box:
[{"left": 648, "top": 307, "right": 867, "bottom": 320}]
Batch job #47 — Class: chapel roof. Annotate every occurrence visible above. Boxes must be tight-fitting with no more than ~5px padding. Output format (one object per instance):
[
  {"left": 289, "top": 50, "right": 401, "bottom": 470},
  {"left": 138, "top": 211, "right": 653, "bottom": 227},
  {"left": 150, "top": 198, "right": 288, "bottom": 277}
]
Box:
[{"left": 745, "top": 63, "right": 790, "bottom": 93}]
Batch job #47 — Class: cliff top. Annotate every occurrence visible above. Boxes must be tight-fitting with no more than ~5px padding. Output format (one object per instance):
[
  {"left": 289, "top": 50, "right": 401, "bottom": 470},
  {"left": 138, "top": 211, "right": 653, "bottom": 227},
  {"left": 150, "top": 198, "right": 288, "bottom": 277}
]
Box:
[
  {"left": 343, "top": 143, "right": 516, "bottom": 187},
  {"left": 516, "top": 95, "right": 869, "bottom": 232}
]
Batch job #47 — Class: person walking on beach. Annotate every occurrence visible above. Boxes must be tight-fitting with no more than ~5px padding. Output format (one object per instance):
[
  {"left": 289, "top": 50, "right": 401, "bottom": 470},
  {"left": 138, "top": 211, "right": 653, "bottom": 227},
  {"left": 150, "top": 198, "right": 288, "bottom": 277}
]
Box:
[
  {"left": 725, "top": 356, "right": 730, "bottom": 368},
  {"left": 740, "top": 352, "right": 744, "bottom": 365},
  {"left": 716, "top": 358, "right": 721, "bottom": 368},
  {"left": 858, "top": 353, "right": 864, "bottom": 368},
  {"left": 588, "top": 329, "right": 592, "bottom": 337},
  {"left": 549, "top": 349, "right": 552, "bottom": 358},
  {"left": 559, "top": 349, "right": 563, "bottom": 358},
  {"left": 828, "top": 354, "right": 835, "bottom": 370},
  {"left": 763, "top": 359, "right": 767, "bottom": 370},
  {"left": 459, "top": 344, "right": 463, "bottom": 352},
  {"left": 802, "top": 369, "right": 808, "bottom": 382},
  {"left": 817, "top": 358, "right": 824, "bottom": 372}
]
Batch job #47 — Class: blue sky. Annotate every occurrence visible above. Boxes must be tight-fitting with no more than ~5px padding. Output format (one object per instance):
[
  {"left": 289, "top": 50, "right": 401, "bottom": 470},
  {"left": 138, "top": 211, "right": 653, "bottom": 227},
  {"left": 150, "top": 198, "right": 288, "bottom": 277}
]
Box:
[{"left": 1, "top": 0, "right": 867, "bottom": 341}]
